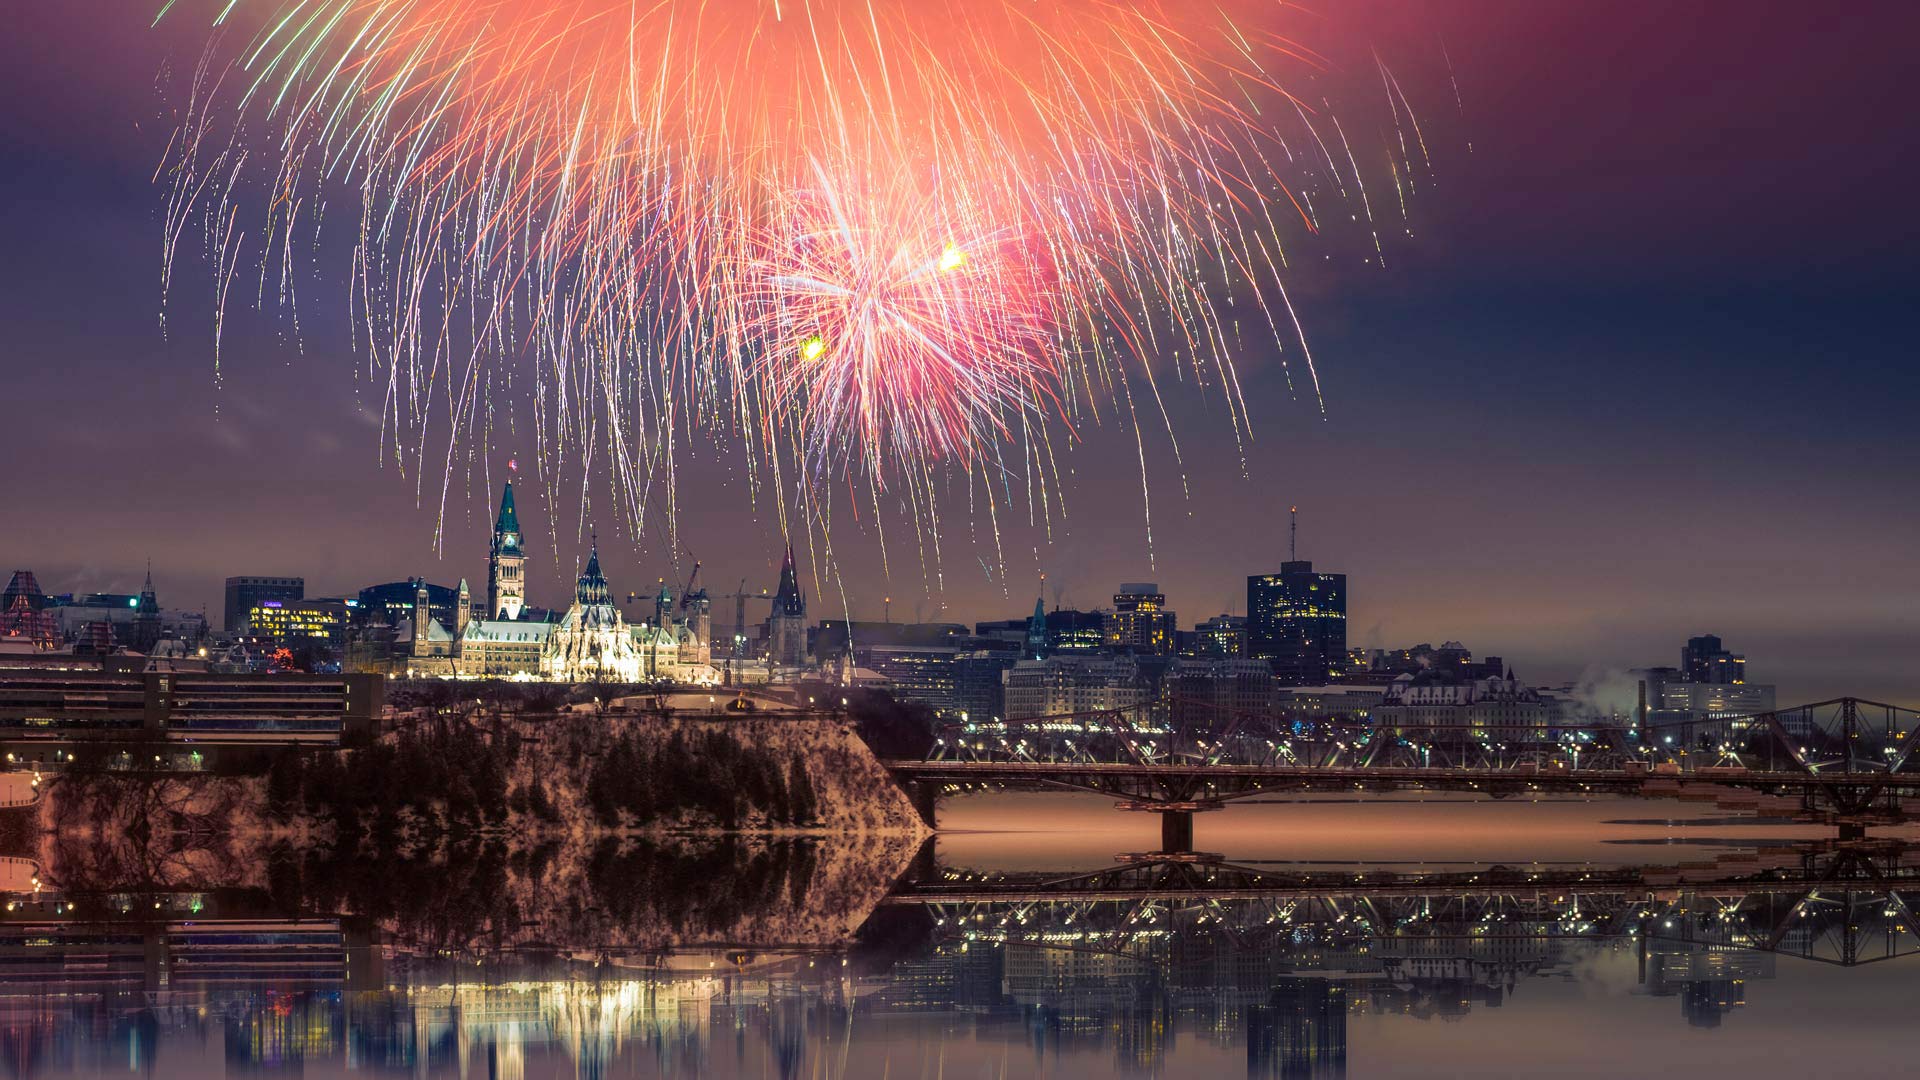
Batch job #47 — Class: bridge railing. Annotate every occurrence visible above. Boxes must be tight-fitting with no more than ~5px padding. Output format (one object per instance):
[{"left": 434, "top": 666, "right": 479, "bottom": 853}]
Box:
[
  {"left": 1643, "top": 698, "right": 1920, "bottom": 777},
  {"left": 927, "top": 697, "right": 1920, "bottom": 780}
]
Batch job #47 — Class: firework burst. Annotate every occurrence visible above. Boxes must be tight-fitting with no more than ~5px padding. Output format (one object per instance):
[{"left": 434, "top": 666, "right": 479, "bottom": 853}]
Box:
[
  {"left": 743, "top": 157, "right": 1059, "bottom": 482},
  {"left": 158, "top": 0, "right": 1434, "bottom": 578}
]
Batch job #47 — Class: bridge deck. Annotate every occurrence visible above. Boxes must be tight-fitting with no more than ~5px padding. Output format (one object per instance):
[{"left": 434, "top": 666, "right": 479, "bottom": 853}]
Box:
[{"left": 887, "top": 759, "right": 1920, "bottom": 792}]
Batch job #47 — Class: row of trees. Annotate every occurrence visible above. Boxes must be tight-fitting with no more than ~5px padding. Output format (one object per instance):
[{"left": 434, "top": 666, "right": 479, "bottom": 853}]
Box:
[
  {"left": 266, "top": 716, "right": 830, "bottom": 835},
  {"left": 266, "top": 719, "right": 517, "bottom": 835},
  {"left": 584, "top": 730, "right": 820, "bottom": 829},
  {"left": 256, "top": 834, "right": 827, "bottom": 953},
  {"left": 586, "top": 837, "right": 822, "bottom": 935}
]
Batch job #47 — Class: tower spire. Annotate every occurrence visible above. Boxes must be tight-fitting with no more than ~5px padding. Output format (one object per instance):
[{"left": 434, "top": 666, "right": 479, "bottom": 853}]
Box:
[
  {"left": 1027, "top": 573, "right": 1049, "bottom": 660},
  {"left": 1289, "top": 505, "right": 1297, "bottom": 562},
  {"left": 488, "top": 477, "right": 528, "bottom": 620},
  {"left": 774, "top": 541, "right": 802, "bottom": 615}
]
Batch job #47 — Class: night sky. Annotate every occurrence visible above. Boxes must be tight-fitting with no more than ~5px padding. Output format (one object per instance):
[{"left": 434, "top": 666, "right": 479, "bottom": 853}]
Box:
[{"left": 3, "top": 2, "right": 1916, "bottom": 703}]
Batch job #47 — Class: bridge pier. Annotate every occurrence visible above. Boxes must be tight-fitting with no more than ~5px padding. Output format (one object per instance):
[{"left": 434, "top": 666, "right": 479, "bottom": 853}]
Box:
[
  {"left": 1838, "top": 822, "right": 1869, "bottom": 842},
  {"left": 1116, "top": 800, "right": 1222, "bottom": 855},
  {"left": 904, "top": 782, "right": 940, "bottom": 830},
  {"left": 1161, "top": 810, "right": 1194, "bottom": 853}
]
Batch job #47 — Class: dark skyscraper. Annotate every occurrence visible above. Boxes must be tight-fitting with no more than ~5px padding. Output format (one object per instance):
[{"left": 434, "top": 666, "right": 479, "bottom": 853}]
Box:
[
  {"left": 1247, "top": 512, "right": 1346, "bottom": 685},
  {"left": 1681, "top": 634, "right": 1747, "bottom": 685},
  {"left": 1249, "top": 978, "right": 1348, "bottom": 1078}
]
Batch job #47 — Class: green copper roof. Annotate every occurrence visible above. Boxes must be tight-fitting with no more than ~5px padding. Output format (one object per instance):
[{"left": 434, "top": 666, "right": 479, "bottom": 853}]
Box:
[
  {"left": 493, "top": 480, "right": 523, "bottom": 555},
  {"left": 576, "top": 543, "right": 612, "bottom": 606}
]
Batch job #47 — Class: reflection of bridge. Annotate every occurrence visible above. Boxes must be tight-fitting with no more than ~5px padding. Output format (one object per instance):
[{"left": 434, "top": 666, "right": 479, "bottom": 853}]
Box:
[
  {"left": 892, "top": 697, "right": 1920, "bottom": 845},
  {"left": 5, "top": 844, "right": 1919, "bottom": 1075},
  {"left": 885, "top": 843, "right": 1920, "bottom": 970}
]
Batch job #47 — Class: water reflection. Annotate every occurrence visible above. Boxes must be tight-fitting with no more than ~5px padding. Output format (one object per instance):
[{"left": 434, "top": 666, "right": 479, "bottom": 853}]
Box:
[{"left": 3, "top": 835, "right": 1919, "bottom": 1078}]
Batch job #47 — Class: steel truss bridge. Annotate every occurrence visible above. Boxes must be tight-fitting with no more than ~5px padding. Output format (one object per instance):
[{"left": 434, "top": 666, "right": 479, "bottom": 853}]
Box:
[
  {"left": 885, "top": 843, "right": 1920, "bottom": 970},
  {"left": 894, "top": 697, "right": 1920, "bottom": 843}
]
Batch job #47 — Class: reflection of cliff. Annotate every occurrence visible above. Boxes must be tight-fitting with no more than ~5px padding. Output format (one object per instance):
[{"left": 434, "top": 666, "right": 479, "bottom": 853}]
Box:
[
  {"left": 34, "top": 771, "right": 274, "bottom": 892},
  {"left": 19, "top": 712, "right": 926, "bottom": 900},
  {"left": 326, "top": 831, "right": 925, "bottom": 956},
  {"left": 19, "top": 831, "right": 923, "bottom": 962}
]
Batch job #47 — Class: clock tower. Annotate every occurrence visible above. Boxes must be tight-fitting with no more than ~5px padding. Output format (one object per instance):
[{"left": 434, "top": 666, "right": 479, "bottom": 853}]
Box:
[{"left": 487, "top": 479, "right": 527, "bottom": 620}]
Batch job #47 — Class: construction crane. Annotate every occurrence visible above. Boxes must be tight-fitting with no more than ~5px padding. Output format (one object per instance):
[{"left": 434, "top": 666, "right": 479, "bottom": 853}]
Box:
[
  {"left": 714, "top": 578, "right": 774, "bottom": 657},
  {"left": 678, "top": 559, "right": 704, "bottom": 612},
  {"left": 622, "top": 551, "right": 703, "bottom": 618}
]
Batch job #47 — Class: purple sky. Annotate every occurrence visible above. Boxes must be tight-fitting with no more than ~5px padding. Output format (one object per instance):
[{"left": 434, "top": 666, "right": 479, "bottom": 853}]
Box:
[{"left": 2, "top": 1, "right": 1917, "bottom": 703}]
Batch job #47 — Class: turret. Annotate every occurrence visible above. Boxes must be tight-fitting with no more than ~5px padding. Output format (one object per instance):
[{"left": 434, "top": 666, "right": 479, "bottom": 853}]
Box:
[
  {"left": 134, "top": 561, "right": 162, "bottom": 652},
  {"left": 575, "top": 542, "right": 612, "bottom": 606},
  {"left": 411, "top": 579, "right": 430, "bottom": 658}
]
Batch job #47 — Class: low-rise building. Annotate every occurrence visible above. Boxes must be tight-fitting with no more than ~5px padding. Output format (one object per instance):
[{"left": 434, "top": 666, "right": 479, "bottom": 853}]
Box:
[
  {"left": 1279, "top": 683, "right": 1387, "bottom": 720},
  {"left": 1374, "top": 669, "right": 1548, "bottom": 741},
  {"left": 1002, "top": 654, "right": 1150, "bottom": 722},
  {"left": 247, "top": 598, "right": 351, "bottom": 649},
  {"left": 1161, "top": 657, "right": 1273, "bottom": 734}
]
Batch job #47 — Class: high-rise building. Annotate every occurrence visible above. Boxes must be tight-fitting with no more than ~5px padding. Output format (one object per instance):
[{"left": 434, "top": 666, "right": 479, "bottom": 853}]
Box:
[
  {"left": 1105, "top": 583, "right": 1177, "bottom": 654},
  {"left": 1248, "top": 562, "right": 1346, "bottom": 685},
  {"left": 1249, "top": 978, "right": 1348, "bottom": 1079},
  {"left": 1189, "top": 614, "right": 1247, "bottom": 658},
  {"left": 1248, "top": 509, "right": 1347, "bottom": 685},
  {"left": 866, "top": 645, "right": 963, "bottom": 715},
  {"left": 224, "top": 576, "right": 304, "bottom": 633},
  {"left": 1681, "top": 634, "right": 1746, "bottom": 685},
  {"left": 955, "top": 648, "right": 1021, "bottom": 721},
  {"left": 487, "top": 480, "right": 527, "bottom": 620}
]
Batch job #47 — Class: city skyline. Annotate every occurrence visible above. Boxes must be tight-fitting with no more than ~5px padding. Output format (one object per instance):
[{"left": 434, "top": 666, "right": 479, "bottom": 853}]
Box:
[
  {"left": 3, "top": 7, "right": 1920, "bottom": 1078},
  {"left": 4, "top": 1, "right": 1918, "bottom": 705}
]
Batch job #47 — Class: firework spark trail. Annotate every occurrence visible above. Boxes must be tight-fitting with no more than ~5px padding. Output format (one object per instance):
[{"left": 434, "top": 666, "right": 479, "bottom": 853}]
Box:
[{"left": 159, "top": 0, "right": 1434, "bottom": 581}]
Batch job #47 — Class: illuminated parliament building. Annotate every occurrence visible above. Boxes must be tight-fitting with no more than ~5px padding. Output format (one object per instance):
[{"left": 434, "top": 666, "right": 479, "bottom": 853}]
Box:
[{"left": 359, "top": 480, "right": 715, "bottom": 683}]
